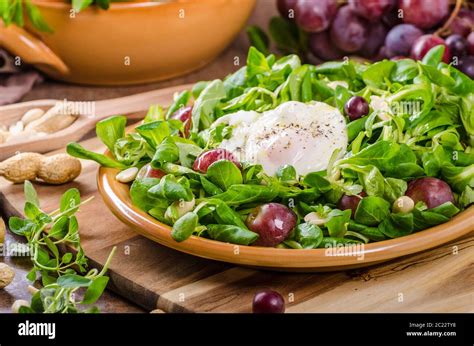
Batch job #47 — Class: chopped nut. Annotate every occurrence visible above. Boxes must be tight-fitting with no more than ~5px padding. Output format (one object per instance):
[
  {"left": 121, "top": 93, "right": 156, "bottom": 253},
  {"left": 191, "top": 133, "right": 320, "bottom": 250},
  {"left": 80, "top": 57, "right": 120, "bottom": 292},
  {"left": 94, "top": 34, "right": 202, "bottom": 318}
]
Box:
[
  {"left": 393, "top": 196, "right": 415, "bottom": 214},
  {"left": 27, "top": 285, "right": 39, "bottom": 295},
  {"left": 150, "top": 309, "right": 166, "bottom": 313},
  {"left": 165, "top": 198, "right": 196, "bottom": 220},
  {"left": 304, "top": 212, "right": 327, "bottom": 226},
  {"left": 115, "top": 167, "right": 139, "bottom": 183}
]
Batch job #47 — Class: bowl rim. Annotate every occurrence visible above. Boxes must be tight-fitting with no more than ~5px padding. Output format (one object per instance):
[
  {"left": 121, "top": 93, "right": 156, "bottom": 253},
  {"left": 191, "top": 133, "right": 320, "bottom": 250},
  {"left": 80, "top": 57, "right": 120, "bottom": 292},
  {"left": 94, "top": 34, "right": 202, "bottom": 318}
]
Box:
[
  {"left": 31, "top": 0, "right": 229, "bottom": 10},
  {"left": 97, "top": 162, "right": 474, "bottom": 269}
]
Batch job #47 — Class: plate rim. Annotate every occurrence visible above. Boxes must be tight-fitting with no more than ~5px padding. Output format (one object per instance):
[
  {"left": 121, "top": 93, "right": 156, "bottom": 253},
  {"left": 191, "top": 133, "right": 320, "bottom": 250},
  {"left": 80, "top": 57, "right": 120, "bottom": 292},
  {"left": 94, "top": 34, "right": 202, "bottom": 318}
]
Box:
[{"left": 97, "top": 165, "right": 474, "bottom": 270}]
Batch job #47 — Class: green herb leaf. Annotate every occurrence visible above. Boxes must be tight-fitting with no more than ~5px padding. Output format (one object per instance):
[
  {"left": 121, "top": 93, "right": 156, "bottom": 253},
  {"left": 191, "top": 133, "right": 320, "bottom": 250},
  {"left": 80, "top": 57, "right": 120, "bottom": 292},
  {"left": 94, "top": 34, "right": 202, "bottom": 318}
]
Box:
[
  {"left": 171, "top": 212, "right": 198, "bottom": 242},
  {"left": 81, "top": 276, "right": 110, "bottom": 305},
  {"left": 206, "top": 224, "right": 258, "bottom": 245},
  {"left": 354, "top": 196, "right": 391, "bottom": 226},
  {"left": 206, "top": 160, "right": 243, "bottom": 191}
]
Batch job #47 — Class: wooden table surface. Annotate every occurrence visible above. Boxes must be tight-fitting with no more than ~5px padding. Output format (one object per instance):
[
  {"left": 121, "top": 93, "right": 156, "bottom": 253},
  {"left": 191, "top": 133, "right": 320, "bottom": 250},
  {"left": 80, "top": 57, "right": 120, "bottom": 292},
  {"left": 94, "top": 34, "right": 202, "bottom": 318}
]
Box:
[{"left": 0, "top": 0, "right": 276, "bottom": 313}]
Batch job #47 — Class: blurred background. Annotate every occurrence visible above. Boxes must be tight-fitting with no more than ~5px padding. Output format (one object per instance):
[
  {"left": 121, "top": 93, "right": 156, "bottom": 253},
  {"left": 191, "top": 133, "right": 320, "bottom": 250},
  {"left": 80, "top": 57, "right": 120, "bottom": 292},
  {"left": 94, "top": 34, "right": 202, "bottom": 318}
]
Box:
[{"left": 0, "top": 0, "right": 472, "bottom": 105}]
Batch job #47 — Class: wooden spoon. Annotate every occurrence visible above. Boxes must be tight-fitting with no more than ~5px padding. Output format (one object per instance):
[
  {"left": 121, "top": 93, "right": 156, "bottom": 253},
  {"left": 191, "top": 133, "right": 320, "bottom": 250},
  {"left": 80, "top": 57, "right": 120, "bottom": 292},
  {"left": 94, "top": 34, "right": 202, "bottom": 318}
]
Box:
[{"left": 0, "top": 83, "right": 193, "bottom": 160}]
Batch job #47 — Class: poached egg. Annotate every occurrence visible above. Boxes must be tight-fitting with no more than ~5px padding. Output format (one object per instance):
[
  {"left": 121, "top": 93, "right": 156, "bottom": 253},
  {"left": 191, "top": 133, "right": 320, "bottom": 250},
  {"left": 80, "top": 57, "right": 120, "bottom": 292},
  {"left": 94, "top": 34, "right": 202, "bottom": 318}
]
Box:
[{"left": 213, "top": 101, "right": 348, "bottom": 176}]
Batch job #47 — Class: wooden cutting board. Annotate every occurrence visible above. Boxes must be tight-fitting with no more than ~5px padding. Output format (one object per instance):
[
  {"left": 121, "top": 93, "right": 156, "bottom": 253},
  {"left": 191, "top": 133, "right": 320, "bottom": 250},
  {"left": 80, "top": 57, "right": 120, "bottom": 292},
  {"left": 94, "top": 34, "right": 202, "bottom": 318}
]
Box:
[{"left": 0, "top": 93, "right": 473, "bottom": 313}]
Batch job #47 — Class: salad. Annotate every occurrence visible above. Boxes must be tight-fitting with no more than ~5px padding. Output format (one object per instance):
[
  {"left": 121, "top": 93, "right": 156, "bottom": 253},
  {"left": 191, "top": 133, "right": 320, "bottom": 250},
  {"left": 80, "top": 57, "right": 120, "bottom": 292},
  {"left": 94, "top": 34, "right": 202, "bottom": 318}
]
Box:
[{"left": 67, "top": 46, "right": 474, "bottom": 249}]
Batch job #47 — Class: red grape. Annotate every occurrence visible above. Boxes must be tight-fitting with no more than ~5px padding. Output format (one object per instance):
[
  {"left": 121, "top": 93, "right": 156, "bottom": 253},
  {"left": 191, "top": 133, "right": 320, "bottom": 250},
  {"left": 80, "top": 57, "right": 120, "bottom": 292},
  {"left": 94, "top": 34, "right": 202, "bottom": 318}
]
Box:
[
  {"left": 411, "top": 35, "right": 451, "bottom": 63},
  {"left": 295, "top": 0, "right": 338, "bottom": 33},
  {"left": 467, "top": 32, "right": 474, "bottom": 55},
  {"left": 449, "top": 8, "right": 474, "bottom": 38},
  {"left": 137, "top": 163, "right": 165, "bottom": 180},
  {"left": 277, "top": 0, "right": 298, "bottom": 20},
  {"left": 192, "top": 149, "right": 241, "bottom": 173},
  {"left": 308, "top": 31, "right": 345, "bottom": 60},
  {"left": 445, "top": 34, "right": 468, "bottom": 58},
  {"left": 459, "top": 56, "right": 474, "bottom": 79},
  {"left": 246, "top": 203, "right": 297, "bottom": 247},
  {"left": 405, "top": 177, "right": 454, "bottom": 209},
  {"left": 170, "top": 106, "right": 192, "bottom": 137},
  {"left": 253, "top": 290, "right": 285, "bottom": 313},
  {"left": 400, "top": 0, "right": 449, "bottom": 29},
  {"left": 359, "top": 22, "right": 388, "bottom": 58},
  {"left": 385, "top": 24, "right": 423, "bottom": 58},
  {"left": 348, "top": 0, "right": 395, "bottom": 21},
  {"left": 337, "top": 192, "right": 367, "bottom": 217},
  {"left": 344, "top": 96, "right": 369, "bottom": 120},
  {"left": 330, "top": 5, "right": 368, "bottom": 52}
]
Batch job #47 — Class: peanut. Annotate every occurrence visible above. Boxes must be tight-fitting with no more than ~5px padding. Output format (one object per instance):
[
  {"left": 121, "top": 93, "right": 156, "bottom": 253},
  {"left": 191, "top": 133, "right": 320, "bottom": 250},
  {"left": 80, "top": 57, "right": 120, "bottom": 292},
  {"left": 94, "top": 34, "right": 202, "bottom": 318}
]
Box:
[
  {"left": 0, "top": 153, "right": 43, "bottom": 183},
  {"left": 21, "top": 108, "right": 45, "bottom": 126},
  {"left": 0, "top": 130, "right": 9, "bottom": 144},
  {"left": 8, "top": 121, "right": 24, "bottom": 135},
  {"left": 0, "top": 152, "right": 81, "bottom": 184},
  {"left": 37, "top": 154, "right": 82, "bottom": 184},
  {"left": 25, "top": 104, "right": 77, "bottom": 133},
  {"left": 0, "top": 263, "right": 15, "bottom": 289}
]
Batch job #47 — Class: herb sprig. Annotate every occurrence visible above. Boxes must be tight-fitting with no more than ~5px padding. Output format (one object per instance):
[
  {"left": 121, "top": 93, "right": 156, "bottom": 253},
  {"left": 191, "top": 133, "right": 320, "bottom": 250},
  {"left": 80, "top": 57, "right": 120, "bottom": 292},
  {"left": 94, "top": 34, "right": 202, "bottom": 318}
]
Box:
[{"left": 8, "top": 181, "right": 115, "bottom": 313}]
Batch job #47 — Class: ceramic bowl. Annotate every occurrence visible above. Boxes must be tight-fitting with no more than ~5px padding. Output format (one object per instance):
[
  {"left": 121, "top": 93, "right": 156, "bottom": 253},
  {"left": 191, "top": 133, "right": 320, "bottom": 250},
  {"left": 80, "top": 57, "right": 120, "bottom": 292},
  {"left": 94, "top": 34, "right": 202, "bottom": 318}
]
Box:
[
  {"left": 0, "top": 0, "right": 256, "bottom": 85},
  {"left": 97, "top": 164, "right": 474, "bottom": 272}
]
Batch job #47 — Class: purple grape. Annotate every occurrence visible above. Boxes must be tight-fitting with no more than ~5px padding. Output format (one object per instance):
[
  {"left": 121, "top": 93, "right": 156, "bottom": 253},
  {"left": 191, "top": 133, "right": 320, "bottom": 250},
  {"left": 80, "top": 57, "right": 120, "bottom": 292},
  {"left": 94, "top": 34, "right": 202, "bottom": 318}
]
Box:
[
  {"left": 406, "top": 177, "right": 454, "bottom": 209},
  {"left": 459, "top": 56, "right": 474, "bottom": 79},
  {"left": 344, "top": 96, "right": 369, "bottom": 121},
  {"left": 385, "top": 24, "right": 423, "bottom": 58},
  {"left": 330, "top": 6, "right": 368, "bottom": 53},
  {"left": 449, "top": 8, "right": 474, "bottom": 38},
  {"left": 400, "top": 0, "right": 450, "bottom": 29},
  {"left": 246, "top": 203, "right": 297, "bottom": 247},
  {"left": 252, "top": 290, "right": 285, "bottom": 313},
  {"left": 468, "top": 32, "right": 474, "bottom": 55},
  {"left": 348, "top": 0, "right": 395, "bottom": 21},
  {"left": 445, "top": 34, "right": 468, "bottom": 58},
  {"left": 294, "top": 0, "right": 338, "bottom": 33},
  {"left": 309, "top": 31, "right": 345, "bottom": 60},
  {"left": 359, "top": 22, "right": 388, "bottom": 59}
]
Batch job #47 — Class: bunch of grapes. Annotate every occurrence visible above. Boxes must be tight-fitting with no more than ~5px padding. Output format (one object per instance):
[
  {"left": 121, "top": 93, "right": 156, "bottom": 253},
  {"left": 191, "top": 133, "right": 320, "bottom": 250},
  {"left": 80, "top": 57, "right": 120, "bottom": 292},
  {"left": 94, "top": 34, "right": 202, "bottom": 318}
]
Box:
[{"left": 271, "top": 0, "right": 474, "bottom": 77}]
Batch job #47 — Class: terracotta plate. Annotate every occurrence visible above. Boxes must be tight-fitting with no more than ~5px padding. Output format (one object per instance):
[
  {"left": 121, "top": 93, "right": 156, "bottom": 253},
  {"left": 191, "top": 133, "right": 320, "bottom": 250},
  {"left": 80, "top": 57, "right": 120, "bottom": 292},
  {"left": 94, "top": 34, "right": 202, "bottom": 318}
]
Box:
[{"left": 98, "top": 165, "right": 474, "bottom": 272}]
